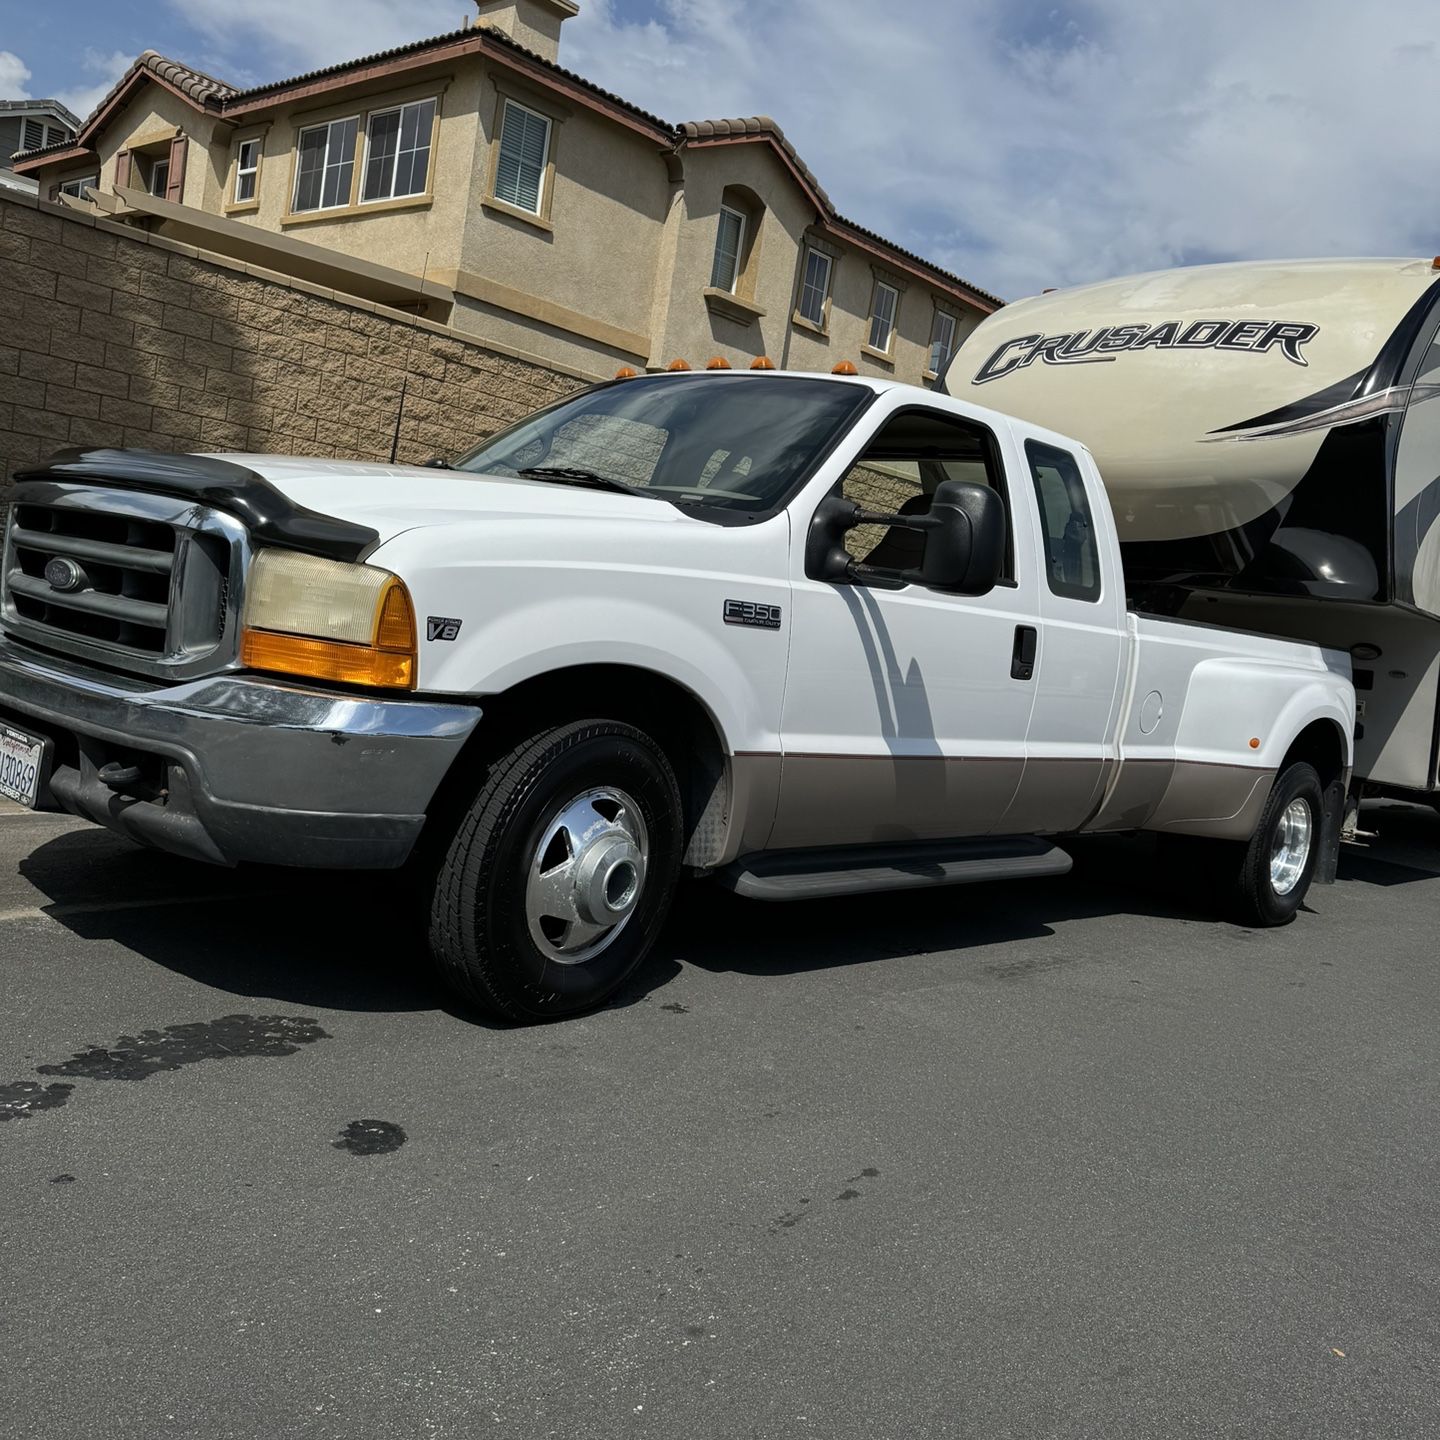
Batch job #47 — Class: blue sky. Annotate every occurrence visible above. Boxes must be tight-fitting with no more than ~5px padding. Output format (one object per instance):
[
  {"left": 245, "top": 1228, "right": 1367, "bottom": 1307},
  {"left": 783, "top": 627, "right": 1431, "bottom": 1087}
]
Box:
[{"left": 5, "top": 0, "right": 1440, "bottom": 300}]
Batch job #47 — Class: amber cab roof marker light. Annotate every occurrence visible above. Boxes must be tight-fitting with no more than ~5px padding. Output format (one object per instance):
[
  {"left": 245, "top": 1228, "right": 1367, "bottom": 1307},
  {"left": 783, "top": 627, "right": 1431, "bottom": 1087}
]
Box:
[
  {"left": 750, "top": 356, "right": 776, "bottom": 370},
  {"left": 832, "top": 360, "right": 859, "bottom": 376},
  {"left": 705, "top": 356, "right": 731, "bottom": 369},
  {"left": 614, "top": 365, "right": 638, "bottom": 379},
  {"left": 667, "top": 359, "right": 692, "bottom": 371}
]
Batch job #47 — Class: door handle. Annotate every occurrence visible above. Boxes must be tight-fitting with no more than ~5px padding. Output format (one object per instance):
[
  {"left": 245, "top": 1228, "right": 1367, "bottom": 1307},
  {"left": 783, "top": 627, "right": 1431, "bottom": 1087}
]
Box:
[{"left": 1011, "top": 624, "right": 1037, "bottom": 681}]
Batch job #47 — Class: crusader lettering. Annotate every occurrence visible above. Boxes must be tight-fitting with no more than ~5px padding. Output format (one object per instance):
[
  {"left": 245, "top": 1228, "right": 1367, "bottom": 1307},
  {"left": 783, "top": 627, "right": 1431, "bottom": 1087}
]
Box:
[{"left": 972, "top": 318, "right": 1319, "bottom": 383}]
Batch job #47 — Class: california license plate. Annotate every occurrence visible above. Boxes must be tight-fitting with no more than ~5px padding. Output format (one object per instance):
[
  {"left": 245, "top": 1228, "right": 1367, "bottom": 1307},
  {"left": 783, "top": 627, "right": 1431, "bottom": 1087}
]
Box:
[{"left": 0, "top": 726, "right": 46, "bottom": 808}]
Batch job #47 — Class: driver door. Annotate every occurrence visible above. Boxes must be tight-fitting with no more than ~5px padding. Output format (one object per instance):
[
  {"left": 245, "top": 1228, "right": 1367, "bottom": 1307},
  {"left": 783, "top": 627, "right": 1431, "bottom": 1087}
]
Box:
[{"left": 772, "top": 400, "right": 1042, "bottom": 849}]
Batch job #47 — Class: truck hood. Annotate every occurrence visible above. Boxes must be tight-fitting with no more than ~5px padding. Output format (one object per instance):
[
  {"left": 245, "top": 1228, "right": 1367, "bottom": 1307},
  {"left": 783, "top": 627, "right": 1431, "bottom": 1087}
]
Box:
[{"left": 204, "top": 454, "right": 693, "bottom": 544}]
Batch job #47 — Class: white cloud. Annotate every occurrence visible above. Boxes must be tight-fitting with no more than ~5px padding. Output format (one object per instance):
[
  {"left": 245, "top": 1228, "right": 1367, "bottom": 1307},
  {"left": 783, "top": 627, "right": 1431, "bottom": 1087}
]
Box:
[
  {"left": 563, "top": 0, "right": 1440, "bottom": 300},
  {"left": 162, "top": 0, "right": 459, "bottom": 87},
  {"left": 56, "top": 49, "right": 136, "bottom": 126},
  {"left": 0, "top": 49, "right": 33, "bottom": 98}
]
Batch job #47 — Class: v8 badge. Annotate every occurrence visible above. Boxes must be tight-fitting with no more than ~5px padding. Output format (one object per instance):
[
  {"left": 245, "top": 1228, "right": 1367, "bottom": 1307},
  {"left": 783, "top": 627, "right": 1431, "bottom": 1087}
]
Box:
[{"left": 426, "top": 616, "right": 462, "bottom": 642}]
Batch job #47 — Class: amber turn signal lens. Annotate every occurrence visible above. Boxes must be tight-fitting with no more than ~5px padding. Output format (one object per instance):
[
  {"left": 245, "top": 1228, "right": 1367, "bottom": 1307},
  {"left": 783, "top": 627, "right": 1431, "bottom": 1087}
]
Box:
[
  {"left": 375, "top": 578, "right": 416, "bottom": 651},
  {"left": 242, "top": 630, "right": 415, "bottom": 689}
]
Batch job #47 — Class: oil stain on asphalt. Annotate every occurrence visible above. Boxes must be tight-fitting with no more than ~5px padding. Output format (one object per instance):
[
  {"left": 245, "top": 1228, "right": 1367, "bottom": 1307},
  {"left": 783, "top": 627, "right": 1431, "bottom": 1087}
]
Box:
[
  {"left": 332, "top": 1119, "right": 407, "bottom": 1156},
  {"left": 0, "top": 1080, "right": 75, "bottom": 1122},
  {"left": 0, "top": 1014, "right": 330, "bottom": 1120}
]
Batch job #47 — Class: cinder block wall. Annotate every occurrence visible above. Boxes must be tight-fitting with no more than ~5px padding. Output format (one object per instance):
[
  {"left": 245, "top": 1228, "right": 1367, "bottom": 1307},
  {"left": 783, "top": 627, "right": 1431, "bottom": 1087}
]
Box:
[{"left": 0, "top": 191, "right": 587, "bottom": 486}]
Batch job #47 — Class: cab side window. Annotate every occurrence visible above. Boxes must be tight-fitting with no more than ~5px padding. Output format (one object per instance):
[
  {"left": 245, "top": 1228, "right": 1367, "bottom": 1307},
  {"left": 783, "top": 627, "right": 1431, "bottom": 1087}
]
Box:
[
  {"left": 838, "top": 409, "right": 1011, "bottom": 577},
  {"left": 1025, "top": 440, "right": 1101, "bottom": 602}
]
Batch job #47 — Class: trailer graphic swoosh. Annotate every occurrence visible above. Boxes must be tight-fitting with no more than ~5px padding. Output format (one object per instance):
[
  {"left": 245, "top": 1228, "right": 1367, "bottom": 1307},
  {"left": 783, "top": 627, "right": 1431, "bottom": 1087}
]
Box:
[{"left": 1203, "top": 376, "right": 1440, "bottom": 442}]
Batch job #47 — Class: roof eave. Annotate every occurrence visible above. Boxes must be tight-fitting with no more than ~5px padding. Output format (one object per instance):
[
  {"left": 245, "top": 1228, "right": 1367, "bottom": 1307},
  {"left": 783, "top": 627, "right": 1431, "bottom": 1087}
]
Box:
[{"left": 12, "top": 144, "right": 95, "bottom": 175}]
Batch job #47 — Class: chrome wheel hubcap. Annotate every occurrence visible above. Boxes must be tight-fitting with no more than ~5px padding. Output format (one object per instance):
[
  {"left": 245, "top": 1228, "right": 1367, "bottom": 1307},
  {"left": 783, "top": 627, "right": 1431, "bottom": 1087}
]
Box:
[
  {"left": 525, "top": 787, "right": 649, "bottom": 965},
  {"left": 1270, "top": 798, "right": 1313, "bottom": 896}
]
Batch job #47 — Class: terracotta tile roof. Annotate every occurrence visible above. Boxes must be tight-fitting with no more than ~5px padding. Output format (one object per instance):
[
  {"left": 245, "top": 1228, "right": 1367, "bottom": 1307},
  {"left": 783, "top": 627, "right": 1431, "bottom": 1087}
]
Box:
[
  {"left": 8, "top": 136, "right": 78, "bottom": 164},
  {"left": 223, "top": 25, "right": 673, "bottom": 134},
  {"left": 677, "top": 115, "right": 1003, "bottom": 310},
  {"left": 138, "top": 49, "right": 238, "bottom": 105},
  {"left": 678, "top": 117, "right": 833, "bottom": 209},
  {"left": 73, "top": 49, "right": 236, "bottom": 134}
]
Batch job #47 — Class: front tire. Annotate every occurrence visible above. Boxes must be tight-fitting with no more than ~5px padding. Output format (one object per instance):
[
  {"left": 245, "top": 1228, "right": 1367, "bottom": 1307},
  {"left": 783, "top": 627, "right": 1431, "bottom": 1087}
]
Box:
[
  {"left": 1229, "top": 760, "right": 1324, "bottom": 926},
  {"left": 427, "top": 720, "right": 683, "bottom": 1022}
]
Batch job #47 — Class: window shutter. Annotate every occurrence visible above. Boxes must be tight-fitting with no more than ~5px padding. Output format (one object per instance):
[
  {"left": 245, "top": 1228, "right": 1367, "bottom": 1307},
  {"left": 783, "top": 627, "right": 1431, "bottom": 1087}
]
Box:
[
  {"left": 114, "top": 150, "right": 132, "bottom": 190},
  {"left": 165, "top": 135, "right": 188, "bottom": 204},
  {"left": 22, "top": 118, "right": 44, "bottom": 152}
]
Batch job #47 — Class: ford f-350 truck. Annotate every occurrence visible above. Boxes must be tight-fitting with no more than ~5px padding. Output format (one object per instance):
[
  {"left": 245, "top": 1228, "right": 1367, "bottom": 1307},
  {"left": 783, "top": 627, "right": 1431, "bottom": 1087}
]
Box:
[{"left": 0, "top": 371, "right": 1354, "bottom": 1020}]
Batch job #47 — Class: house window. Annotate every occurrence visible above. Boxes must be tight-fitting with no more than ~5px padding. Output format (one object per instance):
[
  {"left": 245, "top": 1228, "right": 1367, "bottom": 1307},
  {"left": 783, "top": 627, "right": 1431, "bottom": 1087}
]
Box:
[
  {"left": 293, "top": 116, "right": 359, "bottom": 213},
  {"left": 710, "top": 205, "right": 747, "bottom": 293},
  {"left": 494, "top": 99, "right": 550, "bottom": 214},
  {"left": 362, "top": 98, "right": 436, "bottom": 203},
  {"left": 868, "top": 280, "right": 899, "bottom": 354},
  {"left": 148, "top": 159, "right": 170, "bottom": 198},
  {"left": 928, "top": 310, "right": 958, "bottom": 376},
  {"left": 57, "top": 175, "right": 98, "bottom": 199},
  {"left": 235, "top": 139, "right": 261, "bottom": 203},
  {"left": 796, "top": 248, "right": 833, "bottom": 327}
]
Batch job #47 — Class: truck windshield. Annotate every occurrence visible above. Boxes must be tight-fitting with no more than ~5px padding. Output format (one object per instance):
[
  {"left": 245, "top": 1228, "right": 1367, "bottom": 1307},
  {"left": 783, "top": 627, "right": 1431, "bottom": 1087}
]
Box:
[{"left": 451, "top": 375, "right": 872, "bottom": 513}]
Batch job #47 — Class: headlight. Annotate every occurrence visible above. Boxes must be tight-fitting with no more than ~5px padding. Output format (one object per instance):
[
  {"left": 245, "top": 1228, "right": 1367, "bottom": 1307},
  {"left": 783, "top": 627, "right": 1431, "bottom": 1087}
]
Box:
[{"left": 241, "top": 550, "right": 417, "bottom": 689}]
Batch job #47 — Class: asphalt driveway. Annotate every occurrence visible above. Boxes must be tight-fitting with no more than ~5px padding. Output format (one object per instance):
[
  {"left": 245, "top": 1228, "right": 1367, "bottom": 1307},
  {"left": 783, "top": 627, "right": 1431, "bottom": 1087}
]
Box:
[{"left": 2, "top": 801, "right": 1439, "bottom": 1439}]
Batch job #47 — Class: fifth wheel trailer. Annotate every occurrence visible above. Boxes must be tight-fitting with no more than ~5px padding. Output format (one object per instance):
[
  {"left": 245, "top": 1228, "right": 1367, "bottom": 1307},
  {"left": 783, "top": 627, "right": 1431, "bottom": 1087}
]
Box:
[{"left": 942, "top": 257, "right": 1440, "bottom": 810}]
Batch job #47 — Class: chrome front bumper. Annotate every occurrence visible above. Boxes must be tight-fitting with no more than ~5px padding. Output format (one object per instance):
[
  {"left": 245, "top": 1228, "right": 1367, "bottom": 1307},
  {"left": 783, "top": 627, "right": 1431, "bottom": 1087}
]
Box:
[{"left": 0, "top": 635, "right": 482, "bottom": 868}]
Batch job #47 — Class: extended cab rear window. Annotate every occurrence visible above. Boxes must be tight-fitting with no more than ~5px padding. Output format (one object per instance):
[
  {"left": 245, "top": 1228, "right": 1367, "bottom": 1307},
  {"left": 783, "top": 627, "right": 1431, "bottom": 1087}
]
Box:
[
  {"left": 453, "top": 375, "right": 873, "bottom": 514},
  {"left": 1025, "top": 440, "right": 1102, "bottom": 602}
]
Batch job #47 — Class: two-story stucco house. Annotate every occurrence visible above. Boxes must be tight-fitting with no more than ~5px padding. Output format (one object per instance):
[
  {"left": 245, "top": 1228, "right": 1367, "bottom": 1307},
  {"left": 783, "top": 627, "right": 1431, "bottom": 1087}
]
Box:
[{"left": 11, "top": 0, "right": 999, "bottom": 382}]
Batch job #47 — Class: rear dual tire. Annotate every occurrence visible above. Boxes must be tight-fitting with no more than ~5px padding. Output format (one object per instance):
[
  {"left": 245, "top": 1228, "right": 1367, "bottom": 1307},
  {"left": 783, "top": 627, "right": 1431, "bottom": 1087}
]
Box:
[
  {"left": 1230, "top": 760, "right": 1323, "bottom": 926},
  {"left": 1160, "top": 760, "right": 1324, "bottom": 926}
]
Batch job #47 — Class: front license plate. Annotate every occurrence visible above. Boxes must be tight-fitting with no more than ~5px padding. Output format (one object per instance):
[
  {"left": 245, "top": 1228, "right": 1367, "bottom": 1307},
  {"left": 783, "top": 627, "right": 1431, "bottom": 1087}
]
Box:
[{"left": 0, "top": 726, "right": 47, "bottom": 808}]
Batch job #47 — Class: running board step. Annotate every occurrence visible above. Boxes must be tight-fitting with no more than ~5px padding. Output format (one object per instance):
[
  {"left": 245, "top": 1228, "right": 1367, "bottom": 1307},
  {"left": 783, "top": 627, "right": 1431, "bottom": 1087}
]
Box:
[{"left": 716, "top": 837, "right": 1073, "bottom": 902}]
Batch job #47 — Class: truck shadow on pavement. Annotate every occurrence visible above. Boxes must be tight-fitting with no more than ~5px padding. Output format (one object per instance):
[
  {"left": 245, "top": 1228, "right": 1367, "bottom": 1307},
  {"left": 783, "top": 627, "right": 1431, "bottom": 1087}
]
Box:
[
  {"left": 14, "top": 804, "right": 1439, "bottom": 1018},
  {"left": 16, "top": 827, "right": 444, "bottom": 1016}
]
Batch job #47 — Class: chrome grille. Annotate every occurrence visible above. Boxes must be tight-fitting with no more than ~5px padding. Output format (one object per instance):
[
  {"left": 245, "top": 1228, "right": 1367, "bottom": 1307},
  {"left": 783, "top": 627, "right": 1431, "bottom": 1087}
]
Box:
[{"left": 1, "top": 482, "right": 250, "bottom": 681}]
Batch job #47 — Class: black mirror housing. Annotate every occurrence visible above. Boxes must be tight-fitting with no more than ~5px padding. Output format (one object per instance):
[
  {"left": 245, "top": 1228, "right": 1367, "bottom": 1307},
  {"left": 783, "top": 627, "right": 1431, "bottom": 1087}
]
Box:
[
  {"left": 918, "top": 480, "right": 1006, "bottom": 594},
  {"left": 803, "top": 480, "right": 1006, "bottom": 595}
]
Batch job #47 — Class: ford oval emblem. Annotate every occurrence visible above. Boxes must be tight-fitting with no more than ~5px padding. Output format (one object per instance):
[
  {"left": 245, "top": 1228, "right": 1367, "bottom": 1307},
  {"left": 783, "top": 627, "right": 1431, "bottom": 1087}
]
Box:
[{"left": 44, "top": 557, "right": 84, "bottom": 592}]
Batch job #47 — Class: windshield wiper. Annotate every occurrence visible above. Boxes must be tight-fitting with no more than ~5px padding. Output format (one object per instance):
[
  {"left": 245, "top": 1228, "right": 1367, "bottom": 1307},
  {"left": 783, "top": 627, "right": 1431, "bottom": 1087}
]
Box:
[{"left": 517, "top": 466, "right": 647, "bottom": 497}]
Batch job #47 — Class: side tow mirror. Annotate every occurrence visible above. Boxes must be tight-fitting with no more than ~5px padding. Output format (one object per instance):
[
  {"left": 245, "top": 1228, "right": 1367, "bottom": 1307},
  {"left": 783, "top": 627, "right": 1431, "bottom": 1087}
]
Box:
[
  {"left": 803, "top": 479, "right": 1007, "bottom": 594},
  {"left": 919, "top": 480, "right": 1006, "bottom": 594}
]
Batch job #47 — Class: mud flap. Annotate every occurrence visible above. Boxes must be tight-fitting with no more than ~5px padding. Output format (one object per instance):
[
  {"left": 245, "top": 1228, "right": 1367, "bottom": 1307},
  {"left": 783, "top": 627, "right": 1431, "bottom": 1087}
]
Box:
[{"left": 1313, "top": 775, "right": 1348, "bottom": 884}]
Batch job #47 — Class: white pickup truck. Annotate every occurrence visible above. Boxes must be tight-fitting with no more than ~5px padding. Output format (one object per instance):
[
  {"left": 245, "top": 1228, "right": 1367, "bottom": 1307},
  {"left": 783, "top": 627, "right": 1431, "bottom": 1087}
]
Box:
[{"left": 0, "top": 371, "right": 1354, "bottom": 1020}]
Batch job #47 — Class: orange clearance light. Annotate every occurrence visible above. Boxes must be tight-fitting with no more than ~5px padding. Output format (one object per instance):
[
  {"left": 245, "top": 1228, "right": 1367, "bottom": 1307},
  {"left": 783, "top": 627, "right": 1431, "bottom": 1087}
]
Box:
[
  {"left": 614, "top": 365, "right": 638, "bottom": 379},
  {"left": 832, "top": 360, "right": 859, "bottom": 376},
  {"left": 705, "top": 356, "right": 731, "bottom": 370},
  {"left": 1249, "top": 737, "right": 1261, "bottom": 749},
  {"left": 667, "top": 358, "right": 692, "bottom": 371},
  {"left": 750, "top": 355, "right": 776, "bottom": 370},
  {"left": 1432, "top": 257, "right": 1440, "bottom": 270}
]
